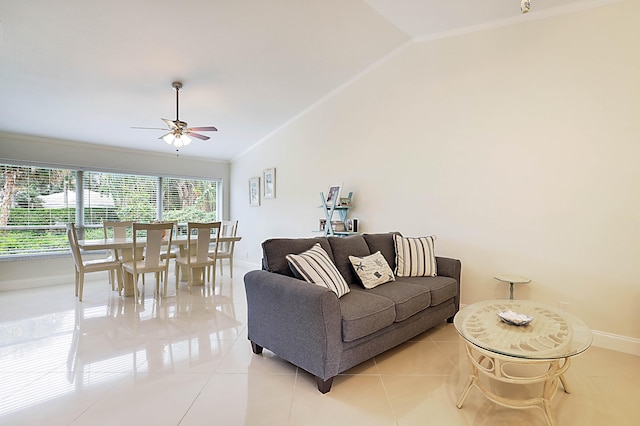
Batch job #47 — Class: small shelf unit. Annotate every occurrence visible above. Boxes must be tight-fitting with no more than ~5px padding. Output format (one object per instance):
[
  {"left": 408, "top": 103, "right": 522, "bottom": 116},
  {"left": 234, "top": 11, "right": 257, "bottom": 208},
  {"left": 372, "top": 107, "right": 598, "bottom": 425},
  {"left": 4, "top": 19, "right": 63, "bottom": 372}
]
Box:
[{"left": 318, "top": 192, "right": 357, "bottom": 237}]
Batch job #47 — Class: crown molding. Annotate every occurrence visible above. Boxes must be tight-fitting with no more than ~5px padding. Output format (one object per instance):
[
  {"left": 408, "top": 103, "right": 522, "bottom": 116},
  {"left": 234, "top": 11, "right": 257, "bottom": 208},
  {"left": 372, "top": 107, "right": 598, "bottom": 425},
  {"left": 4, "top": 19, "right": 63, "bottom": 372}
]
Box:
[{"left": 413, "top": 0, "right": 623, "bottom": 43}]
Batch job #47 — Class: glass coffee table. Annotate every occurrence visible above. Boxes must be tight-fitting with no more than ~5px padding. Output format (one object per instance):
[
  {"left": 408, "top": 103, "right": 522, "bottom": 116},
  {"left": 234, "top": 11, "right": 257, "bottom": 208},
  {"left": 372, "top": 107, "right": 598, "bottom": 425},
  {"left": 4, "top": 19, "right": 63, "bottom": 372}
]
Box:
[{"left": 453, "top": 300, "right": 592, "bottom": 426}]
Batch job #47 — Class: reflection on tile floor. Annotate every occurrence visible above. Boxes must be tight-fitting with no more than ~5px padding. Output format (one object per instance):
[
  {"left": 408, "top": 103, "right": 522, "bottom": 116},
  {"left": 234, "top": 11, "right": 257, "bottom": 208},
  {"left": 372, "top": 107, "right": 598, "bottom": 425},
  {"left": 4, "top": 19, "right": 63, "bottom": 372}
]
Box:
[{"left": 1, "top": 266, "right": 639, "bottom": 425}]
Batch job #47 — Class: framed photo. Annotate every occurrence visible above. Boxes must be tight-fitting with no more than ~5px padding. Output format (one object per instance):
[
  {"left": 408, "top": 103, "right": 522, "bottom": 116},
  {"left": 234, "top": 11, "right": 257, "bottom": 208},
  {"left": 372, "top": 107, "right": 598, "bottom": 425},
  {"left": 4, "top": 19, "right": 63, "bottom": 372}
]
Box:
[
  {"left": 263, "top": 168, "right": 276, "bottom": 199},
  {"left": 249, "top": 177, "right": 260, "bottom": 206},
  {"left": 326, "top": 184, "right": 341, "bottom": 205},
  {"left": 331, "top": 221, "right": 345, "bottom": 232}
]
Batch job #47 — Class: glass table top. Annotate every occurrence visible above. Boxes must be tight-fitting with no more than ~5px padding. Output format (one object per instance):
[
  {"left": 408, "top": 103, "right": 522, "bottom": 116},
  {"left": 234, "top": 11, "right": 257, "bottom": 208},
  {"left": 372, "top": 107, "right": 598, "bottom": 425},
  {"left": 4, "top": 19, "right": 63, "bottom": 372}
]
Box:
[{"left": 454, "top": 299, "right": 592, "bottom": 359}]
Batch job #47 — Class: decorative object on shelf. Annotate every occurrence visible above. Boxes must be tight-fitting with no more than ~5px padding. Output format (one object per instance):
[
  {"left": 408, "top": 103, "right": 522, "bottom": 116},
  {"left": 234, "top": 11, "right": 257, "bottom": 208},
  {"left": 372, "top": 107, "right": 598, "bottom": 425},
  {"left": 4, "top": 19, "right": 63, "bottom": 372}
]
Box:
[
  {"left": 331, "top": 221, "right": 345, "bottom": 232},
  {"left": 339, "top": 192, "right": 352, "bottom": 206},
  {"left": 326, "top": 184, "right": 341, "bottom": 205},
  {"left": 263, "top": 168, "right": 276, "bottom": 199},
  {"left": 319, "top": 219, "right": 327, "bottom": 231},
  {"left": 249, "top": 177, "right": 260, "bottom": 206},
  {"left": 347, "top": 218, "right": 358, "bottom": 232}
]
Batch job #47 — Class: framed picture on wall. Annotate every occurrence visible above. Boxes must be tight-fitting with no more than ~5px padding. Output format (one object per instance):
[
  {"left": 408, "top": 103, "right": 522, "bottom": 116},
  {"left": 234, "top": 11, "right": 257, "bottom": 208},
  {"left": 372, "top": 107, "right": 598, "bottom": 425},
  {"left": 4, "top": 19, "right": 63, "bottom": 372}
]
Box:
[
  {"left": 263, "top": 168, "right": 276, "bottom": 199},
  {"left": 249, "top": 177, "right": 260, "bottom": 206}
]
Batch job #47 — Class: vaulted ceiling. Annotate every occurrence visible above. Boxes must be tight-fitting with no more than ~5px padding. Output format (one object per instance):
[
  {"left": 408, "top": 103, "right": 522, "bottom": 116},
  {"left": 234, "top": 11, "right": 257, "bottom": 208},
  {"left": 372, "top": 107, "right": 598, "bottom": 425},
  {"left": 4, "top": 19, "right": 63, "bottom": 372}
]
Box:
[{"left": 0, "top": 0, "right": 595, "bottom": 161}]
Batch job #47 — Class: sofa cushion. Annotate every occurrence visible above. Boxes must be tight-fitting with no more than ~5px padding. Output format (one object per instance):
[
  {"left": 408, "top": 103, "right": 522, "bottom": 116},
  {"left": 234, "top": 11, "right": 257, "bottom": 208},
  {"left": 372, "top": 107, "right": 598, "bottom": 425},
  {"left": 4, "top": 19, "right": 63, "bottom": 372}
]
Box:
[
  {"left": 286, "top": 243, "right": 350, "bottom": 298},
  {"left": 339, "top": 289, "right": 396, "bottom": 342},
  {"left": 328, "top": 235, "right": 372, "bottom": 285},
  {"left": 263, "top": 237, "right": 333, "bottom": 277},
  {"left": 394, "top": 276, "right": 458, "bottom": 306},
  {"left": 363, "top": 232, "right": 400, "bottom": 271},
  {"left": 348, "top": 251, "right": 395, "bottom": 289},
  {"left": 393, "top": 235, "right": 437, "bottom": 277},
  {"left": 365, "top": 281, "right": 431, "bottom": 321}
]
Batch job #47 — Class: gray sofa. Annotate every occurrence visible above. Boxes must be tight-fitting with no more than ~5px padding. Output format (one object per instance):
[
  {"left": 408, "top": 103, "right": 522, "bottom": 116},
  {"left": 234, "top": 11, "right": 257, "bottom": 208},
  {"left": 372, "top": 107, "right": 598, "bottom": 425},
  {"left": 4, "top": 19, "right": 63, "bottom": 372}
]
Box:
[{"left": 243, "top": 232, "right": 461, "bottom": 393}]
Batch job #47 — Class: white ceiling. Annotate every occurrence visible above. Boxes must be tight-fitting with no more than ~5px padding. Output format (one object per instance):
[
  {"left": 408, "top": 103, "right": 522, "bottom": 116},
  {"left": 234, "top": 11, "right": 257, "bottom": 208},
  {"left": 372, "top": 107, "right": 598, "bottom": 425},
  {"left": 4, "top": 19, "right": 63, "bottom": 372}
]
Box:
[{"left": 0, "top": 0, "right": 600, "bottom": 161}]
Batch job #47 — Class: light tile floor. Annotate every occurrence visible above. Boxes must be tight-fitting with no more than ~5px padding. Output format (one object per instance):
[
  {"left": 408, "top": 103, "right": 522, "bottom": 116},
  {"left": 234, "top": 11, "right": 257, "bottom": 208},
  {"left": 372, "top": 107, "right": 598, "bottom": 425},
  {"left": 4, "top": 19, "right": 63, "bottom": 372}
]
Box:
[{"left": 1, "top": 265, "right": 638, "bottom": 425}]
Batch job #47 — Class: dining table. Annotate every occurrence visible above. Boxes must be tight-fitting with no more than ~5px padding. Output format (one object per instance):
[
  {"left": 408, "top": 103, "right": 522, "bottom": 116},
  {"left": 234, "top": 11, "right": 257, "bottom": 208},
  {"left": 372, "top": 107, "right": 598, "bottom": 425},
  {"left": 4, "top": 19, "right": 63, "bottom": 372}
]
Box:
[{"left": 78, "top": 235, "right": 241, "bottom": 296}]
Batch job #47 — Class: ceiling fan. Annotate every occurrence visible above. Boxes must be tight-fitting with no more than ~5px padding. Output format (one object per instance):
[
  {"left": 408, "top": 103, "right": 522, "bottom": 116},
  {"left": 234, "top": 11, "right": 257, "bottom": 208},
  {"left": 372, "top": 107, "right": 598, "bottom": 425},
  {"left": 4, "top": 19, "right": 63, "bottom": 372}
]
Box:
[{"left": 132, "top": 81, "right": 217, "bottom": 148}]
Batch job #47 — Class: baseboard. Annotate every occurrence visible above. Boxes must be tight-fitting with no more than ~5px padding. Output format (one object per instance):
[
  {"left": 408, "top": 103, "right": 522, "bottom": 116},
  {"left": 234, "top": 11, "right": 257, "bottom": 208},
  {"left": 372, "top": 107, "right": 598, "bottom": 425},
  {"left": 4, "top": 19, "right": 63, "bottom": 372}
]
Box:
[
  {"left": 0, "top": 273, "right": 77, "bottom": 292},
  {"left": 592, "top": 330, "right": 640, "bottom": 356}
]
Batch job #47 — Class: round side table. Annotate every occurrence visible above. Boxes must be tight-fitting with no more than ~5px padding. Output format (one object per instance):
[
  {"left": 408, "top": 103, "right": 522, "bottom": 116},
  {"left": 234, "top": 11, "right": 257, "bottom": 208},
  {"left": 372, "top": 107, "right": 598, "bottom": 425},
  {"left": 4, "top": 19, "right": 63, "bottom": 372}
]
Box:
[{"left": 494, "top": 274, "right": 531, "bottom": 300}]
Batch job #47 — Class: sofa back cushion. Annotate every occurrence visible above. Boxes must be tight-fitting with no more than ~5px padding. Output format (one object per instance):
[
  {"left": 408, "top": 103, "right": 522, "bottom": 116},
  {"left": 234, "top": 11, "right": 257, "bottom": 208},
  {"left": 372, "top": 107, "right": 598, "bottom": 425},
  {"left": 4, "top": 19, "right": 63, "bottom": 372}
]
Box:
[
  {"left": 327, "top": 235, "right": 372, "bottom": 285},
  {"left": 363, "top": 232, "right": 401, "bottom": 271},
  {"left": 262, "top": 237, "right": 334, "bottom": 277}
]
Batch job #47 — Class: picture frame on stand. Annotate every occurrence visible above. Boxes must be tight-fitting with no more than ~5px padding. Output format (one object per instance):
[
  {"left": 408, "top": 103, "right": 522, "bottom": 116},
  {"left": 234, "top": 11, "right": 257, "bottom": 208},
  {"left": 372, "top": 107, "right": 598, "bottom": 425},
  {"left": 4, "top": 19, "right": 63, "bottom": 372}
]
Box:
[{"left": 326, "top": 184, "right": 341, "bottom": 205}]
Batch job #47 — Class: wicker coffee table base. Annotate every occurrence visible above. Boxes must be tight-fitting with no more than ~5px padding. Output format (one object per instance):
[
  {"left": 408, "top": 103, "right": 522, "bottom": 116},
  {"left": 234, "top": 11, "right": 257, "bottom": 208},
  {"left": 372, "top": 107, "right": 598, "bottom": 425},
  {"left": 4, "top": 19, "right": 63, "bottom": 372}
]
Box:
[{"left": 456, "top": 342, "right": 571, "bottom": 426}]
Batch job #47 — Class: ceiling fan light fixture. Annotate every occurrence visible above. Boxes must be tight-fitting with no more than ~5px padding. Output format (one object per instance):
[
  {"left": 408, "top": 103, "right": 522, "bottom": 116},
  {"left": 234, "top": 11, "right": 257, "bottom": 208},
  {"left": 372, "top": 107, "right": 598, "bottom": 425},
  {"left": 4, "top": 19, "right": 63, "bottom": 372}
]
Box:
[
  {"left": 133, "top": 81, "right": 217, "bottom": 150},
  {"left": 163, "top": 133, "right": 175, "bottom": 145}
]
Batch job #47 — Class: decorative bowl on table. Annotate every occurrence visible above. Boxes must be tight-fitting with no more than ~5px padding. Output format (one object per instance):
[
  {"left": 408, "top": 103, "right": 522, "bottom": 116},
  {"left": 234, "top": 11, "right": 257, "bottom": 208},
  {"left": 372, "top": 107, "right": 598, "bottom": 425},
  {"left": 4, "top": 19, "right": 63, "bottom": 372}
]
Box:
[{"left": 497, "top": 310, "right": 533, "bottom": 326}]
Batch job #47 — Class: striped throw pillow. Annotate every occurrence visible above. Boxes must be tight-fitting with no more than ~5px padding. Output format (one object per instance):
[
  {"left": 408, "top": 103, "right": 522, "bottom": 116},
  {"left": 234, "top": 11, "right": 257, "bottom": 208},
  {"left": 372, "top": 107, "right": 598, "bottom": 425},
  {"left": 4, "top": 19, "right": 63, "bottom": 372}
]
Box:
[
  {"left": 286, "top": 243, "right": 350, "bottom": 298},
  {"left": 393, "top": 235, "right": 437, "bottom": 277}
]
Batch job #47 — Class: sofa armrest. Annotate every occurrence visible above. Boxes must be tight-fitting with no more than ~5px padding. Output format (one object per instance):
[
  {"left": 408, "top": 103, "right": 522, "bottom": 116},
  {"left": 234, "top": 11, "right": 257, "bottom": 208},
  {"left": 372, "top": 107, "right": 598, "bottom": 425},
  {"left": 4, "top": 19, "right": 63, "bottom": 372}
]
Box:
[
  {"left": 436, "top": 256, "right": 462, "bottom": 313},
  {"left": 244, "top": 270, "right": 343, "bottom": 380}
]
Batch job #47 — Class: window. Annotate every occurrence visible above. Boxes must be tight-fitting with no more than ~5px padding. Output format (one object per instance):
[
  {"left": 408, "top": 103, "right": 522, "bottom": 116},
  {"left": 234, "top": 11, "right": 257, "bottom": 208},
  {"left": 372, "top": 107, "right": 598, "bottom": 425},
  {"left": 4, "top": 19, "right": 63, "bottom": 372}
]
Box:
[
  {"left": 0, "top": 164, "right": 221, "bottom": 257},
  {"left": 0, "top": 165, "right": 76, "bottom": 256},
  {"left": 84, "top": 171, "right": 156, "bottom": 223},
  {"left": 162, "top": 177, "right": 218, "bottom": 223}
]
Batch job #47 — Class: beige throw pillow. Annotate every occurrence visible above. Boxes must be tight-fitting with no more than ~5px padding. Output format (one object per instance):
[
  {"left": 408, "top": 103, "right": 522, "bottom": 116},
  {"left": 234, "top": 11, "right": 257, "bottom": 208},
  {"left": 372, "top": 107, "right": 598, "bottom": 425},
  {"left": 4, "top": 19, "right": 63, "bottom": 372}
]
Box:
[{"left": 349, "top": 251, "right": 395, "bottom": 289}]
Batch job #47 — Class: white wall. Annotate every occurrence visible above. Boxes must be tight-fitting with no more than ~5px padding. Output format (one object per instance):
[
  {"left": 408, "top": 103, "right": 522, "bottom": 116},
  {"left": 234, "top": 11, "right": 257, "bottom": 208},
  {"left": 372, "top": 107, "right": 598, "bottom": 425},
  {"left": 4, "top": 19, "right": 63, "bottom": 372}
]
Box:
[
  {"left": 0, "top": 133, "right": 230, "bottom": 289},
  {"left": 231, "top": 1, "right": 640, "bottom": 343}
]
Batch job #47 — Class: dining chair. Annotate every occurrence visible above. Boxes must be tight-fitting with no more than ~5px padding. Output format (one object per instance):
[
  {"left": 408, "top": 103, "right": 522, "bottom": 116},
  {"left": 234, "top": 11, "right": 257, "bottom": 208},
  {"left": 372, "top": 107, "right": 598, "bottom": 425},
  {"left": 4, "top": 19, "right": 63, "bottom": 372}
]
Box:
[
  {"left": 67, "top": 223, "right": 123, "bottom": 302},
  {"left": 176, "top": 222, "right": 221, "bottom": 293},
  {"left": 208, "top": 220, "right": 238, "bottom": 280},
  {"left": 121, "top": 222, "right": 174, "bottom": 301},
  {"left": 102, "top": 220, "right": 134, "bottom": 293}
]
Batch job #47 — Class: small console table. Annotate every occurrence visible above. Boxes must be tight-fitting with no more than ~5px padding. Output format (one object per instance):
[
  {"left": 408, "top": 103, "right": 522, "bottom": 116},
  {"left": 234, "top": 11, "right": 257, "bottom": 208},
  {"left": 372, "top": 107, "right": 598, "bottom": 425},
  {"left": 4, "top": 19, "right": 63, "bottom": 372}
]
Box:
[{"left": 494, "top": 274, "right": 530, "bottom": 300}]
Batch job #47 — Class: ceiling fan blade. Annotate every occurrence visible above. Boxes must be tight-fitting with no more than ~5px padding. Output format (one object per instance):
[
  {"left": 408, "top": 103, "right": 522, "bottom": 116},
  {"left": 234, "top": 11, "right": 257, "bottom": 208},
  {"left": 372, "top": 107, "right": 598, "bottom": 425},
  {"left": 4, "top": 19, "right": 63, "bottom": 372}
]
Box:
[
  {"left": 186, "top": 132, "right": 210, "bottom": 141},
  {"left": 188, "top": 126, "right": 218, "bottom": 132},
  {"left": 162, "top": 118, "right": 178, "bottom": 129}
]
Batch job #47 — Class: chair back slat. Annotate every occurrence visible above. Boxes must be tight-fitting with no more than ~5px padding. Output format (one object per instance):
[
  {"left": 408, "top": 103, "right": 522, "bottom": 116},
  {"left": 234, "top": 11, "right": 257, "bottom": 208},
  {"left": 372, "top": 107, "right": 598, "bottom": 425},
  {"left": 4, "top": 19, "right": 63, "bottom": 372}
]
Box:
[
  {"left": 66, "top": 223, "right": 83, "bottom": 269},
  {"left": 103, "top": 221, "right": 133, "bottom": 239},
  {"left": 132, "top": 222, "right": 174, "bottom": 268},
  {"left": 187, "top": 222, "right": 221, "bottom": 263},
  {"left": 218, "top": 220, "right": 238, "bottom": 254}
]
